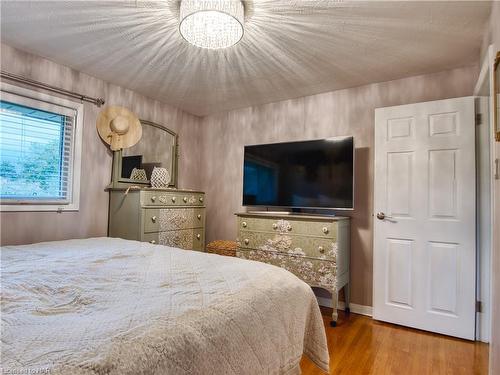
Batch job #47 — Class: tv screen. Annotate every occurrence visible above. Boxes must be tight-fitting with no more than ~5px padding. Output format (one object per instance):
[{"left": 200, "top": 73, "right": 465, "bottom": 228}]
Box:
[{"left": 243, "top": 137, "right": 354, "bottom": 209}]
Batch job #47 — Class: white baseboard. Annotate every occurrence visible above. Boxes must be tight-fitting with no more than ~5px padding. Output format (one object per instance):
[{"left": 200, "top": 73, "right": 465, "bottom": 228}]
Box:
[{"left": 316, "top": 296, "right": 373, "bottom": 317}]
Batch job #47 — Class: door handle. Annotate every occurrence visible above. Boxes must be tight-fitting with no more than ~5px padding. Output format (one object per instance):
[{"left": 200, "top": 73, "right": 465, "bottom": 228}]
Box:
[{"left": 376, "top": 212, "right": 393, "bottom": 220}]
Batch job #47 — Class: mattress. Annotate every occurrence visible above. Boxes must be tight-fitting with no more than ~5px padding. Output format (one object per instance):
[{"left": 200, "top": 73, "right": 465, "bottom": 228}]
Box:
[{"left": 1, "top": 237, "right": 329, "bottom": 374}]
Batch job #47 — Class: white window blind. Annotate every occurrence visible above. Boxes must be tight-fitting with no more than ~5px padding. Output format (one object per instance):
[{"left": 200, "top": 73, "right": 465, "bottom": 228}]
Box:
[{"left": 0, "top": 86, "right": 82, "bottom": 210}]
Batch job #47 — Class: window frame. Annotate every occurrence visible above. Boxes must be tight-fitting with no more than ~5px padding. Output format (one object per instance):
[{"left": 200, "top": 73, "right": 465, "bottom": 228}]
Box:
[{"left": 0, "top": 82, "right": 84, "bottom": 212}]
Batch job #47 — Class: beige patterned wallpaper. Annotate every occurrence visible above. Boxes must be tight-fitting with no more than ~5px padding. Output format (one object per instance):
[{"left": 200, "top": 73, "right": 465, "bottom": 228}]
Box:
[
  {"left": 199, "top": 65, "right": 478, "bottom": 307},
  {"left": 0, "top": 43, "right": 203, "bottom": 245}
]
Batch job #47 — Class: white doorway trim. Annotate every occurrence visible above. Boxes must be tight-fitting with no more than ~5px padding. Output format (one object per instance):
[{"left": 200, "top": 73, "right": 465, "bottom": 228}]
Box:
[{"left": 473, "top": 44, "right": 495, "bottom": 343}]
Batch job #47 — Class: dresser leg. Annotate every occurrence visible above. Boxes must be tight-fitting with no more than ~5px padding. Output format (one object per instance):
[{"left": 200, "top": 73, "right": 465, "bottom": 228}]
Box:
[
  {"left": 344, "top": 283, "right": 351, "bottom": 314},
  {"left": 331, "top": 289, "right": 338, "bottom": 326}
]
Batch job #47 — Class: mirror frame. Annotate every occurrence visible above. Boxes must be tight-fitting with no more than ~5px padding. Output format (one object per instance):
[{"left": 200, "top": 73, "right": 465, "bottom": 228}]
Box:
[
  {"left": 110, "top": 120, "right": 179, "bottom": 188},
  {"left": 495, "top": 51, "right": 500, "bottom": 142}
]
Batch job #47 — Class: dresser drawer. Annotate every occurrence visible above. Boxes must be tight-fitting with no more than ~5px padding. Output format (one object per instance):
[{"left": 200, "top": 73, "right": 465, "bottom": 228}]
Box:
[
  {"left": 237, "top": 230, "right": 337, "bottom": 261},
  {"left": 159, "top": 229, "right": 204, "bottom": 251},
  {"left": 141, "top": 191, "right": 205, "bottom": 207},
  {"left": 237, "top": 216, "right": 337, "bottom": 240},
  {"left": 237, "top": 248, "right": 336, "bottom": 290},
  {"left": 143, "top": 208, "right": 204, "bottom": 233},
  {"left": 143, "top": 229, "right": 204, "bottom": 251}
]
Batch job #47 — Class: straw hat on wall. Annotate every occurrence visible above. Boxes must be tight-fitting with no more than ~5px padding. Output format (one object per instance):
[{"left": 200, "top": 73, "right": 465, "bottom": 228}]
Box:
[{"left": 96, "top": 106, "right": 142, "bottom": 151}]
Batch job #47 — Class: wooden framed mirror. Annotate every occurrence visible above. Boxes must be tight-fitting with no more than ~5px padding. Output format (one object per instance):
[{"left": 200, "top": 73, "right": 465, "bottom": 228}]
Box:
[
  {"left": 495, "top": 51, "right": 500, "bottom": 141},
  {"left": 110, "top": 120, "right": 178, "bottom": 188}
]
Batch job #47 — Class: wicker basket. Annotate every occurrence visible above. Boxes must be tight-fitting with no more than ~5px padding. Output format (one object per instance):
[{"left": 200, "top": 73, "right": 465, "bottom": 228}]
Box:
[{"left": 206, "top": 240, "right": 237, "bottom": 257}]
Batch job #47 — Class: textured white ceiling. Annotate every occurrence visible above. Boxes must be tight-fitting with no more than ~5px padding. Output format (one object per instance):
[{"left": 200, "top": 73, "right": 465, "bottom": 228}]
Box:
[{"left": 0, "top": 1, "right": 492, "bottom": 116}]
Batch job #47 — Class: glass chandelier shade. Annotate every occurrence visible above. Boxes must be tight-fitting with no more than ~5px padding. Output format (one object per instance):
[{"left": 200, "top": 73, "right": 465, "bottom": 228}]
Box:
[{"left": 179, "top": 0, "right": 244, "bottom": 49}]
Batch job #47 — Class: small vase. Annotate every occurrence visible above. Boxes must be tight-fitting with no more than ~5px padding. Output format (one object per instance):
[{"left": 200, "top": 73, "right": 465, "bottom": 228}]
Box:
[
  {"left": 150, "top": 167, "right": 170, "bottom": 188},
  {"left": 129, "top": 168, "right": 147, "bottom": 181}
]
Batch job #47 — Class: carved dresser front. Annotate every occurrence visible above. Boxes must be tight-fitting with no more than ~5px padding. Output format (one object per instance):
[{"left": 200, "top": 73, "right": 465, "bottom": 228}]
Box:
[
  {"left": 235, "top": 212, "right": 350, "bottom": 325},
  {"left": 109, "top": 188, "right": 205, "bottom": 251}
]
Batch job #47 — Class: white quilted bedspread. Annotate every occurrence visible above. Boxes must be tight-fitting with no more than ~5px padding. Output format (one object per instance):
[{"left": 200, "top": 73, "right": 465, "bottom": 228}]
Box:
[{"left": 1, "top": 237, "right": 329, "bottom": 375}]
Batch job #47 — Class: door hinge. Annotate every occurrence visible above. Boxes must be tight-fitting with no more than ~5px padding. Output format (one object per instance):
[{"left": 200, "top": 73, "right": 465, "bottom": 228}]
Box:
[
  {"left": 476, "top": 300, "right": 482, "bottom": 313},
  {"left": 475, "top": 113, "right": 482, "bottom": 125}
]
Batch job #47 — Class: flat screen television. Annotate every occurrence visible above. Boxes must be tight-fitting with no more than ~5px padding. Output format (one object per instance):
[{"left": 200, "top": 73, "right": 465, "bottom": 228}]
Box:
[{"left": 243, "top": 136, "right": 354, "bottom": 210}]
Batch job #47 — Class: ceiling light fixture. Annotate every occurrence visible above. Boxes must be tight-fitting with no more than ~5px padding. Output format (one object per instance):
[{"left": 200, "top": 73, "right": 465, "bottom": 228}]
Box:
[{"left": 179, "top": 0, "right": 244, "bottom": 49}]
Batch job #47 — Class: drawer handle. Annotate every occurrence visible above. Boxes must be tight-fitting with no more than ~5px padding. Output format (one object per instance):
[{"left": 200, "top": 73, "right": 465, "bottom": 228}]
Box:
[
  {"left": 197, "top": 214, "right": 202, "bottom": 220},
  {"left": 244, "top": 238, "right": 249, "bottom": 245},
  {"left": 199, "top": 197, "right": 204, "bottom": 203},
  {"left": 242, "top": 221, "right": 247, "bottom": 228},
  {"left": 318, "top": 246, "right": 325, "bottom": 254},
  {"left": 150, "top": 240, "right": 156, "bottom": 244},
  {"left": 196, "top": 234, "right": 201, "bottom": 240},
  {"left": 272, "top": 223, "right": 278, "bottom": 230},
  {"left": 287, "top": 225, "right": 292, "bottom": 232},
  {"left": 171, "top": 196, "right": 176, "bottom": 202},
  {"left": 322, "top": 227, "right": 329, "bottom": 234},
  {"left": 151, "top": 196, "right": 156, "bottom": 202},
  {"left": 151, "top": 216, "right": 157, "bottom": 223},
  {"left": 183, "top": 197, "right": 188, "bottom": 203}
]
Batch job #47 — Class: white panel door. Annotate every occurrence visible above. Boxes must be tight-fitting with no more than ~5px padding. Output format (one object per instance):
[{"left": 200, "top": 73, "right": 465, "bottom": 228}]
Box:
[{"left": 373, "top": 97, "right": 476, "bottom": 340}]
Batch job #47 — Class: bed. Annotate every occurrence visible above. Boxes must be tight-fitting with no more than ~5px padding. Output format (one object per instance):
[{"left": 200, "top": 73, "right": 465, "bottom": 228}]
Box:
[{"left": 1, "top": 237, "right": 329, "bottom": 374}]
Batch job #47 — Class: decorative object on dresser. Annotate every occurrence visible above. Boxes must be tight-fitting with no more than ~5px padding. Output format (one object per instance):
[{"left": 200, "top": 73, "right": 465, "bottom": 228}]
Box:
[
  {"left": 235, "top": 212, "right": 350, "bottom": 326},
  {"left": 108, "top": 188, "right": 206, "bottom": 251},
  {"left": 129, "top": 167, "right": 147, "bottom": 181},
  {"left": 206, "top": 240, "right": 237, "bottom": 257},
  {"left": 106, "top": 120, "right": 205, "bottom": 251},
  {"left": 150, "top": 166, "right": 171, "bottom": 188}
]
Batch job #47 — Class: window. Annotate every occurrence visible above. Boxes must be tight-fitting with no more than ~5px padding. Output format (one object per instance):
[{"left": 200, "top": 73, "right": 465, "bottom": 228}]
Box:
[{"left": 0, "top": 83, "right": 83, "bottom": 211}]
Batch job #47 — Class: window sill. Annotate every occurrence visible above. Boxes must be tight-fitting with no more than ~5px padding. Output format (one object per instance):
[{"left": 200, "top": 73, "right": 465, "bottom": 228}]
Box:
[{"left": 0, "top": 204, "right": 79, "bottom": 212}]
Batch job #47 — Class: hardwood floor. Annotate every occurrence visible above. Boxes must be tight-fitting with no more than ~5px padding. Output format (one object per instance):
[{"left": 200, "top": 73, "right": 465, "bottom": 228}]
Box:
[{"left": 301, "top": 308, "right": 489, "bottom": 375}]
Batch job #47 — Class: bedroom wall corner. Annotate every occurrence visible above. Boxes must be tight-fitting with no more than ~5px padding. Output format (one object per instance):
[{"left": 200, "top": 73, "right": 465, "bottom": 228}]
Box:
[{"left": 0, "top": 44, "right": 203, "bottom": 246}]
